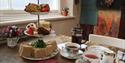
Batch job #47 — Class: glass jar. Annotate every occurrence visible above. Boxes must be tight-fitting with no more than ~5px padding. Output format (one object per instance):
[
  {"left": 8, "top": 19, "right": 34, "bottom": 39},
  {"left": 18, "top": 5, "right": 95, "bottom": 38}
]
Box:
[
  {"left": 7, "top": 37, "right": 19, "bottom": 47},
  {"left": 71, "top": 25, "right": 82, "bottom": 44}
]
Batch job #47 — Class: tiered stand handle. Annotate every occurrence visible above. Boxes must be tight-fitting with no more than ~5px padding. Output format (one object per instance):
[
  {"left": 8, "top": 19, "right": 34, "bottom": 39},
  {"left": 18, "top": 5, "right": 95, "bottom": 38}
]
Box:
[{"left": 37, "top": 0, "right": 40, "bottom": 27}]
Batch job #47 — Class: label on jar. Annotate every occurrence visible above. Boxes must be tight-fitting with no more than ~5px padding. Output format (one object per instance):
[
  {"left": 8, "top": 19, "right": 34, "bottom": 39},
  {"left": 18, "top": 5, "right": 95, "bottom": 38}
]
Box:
[{"left": 76, "top": 34, "right": 82, "bottom": 37}]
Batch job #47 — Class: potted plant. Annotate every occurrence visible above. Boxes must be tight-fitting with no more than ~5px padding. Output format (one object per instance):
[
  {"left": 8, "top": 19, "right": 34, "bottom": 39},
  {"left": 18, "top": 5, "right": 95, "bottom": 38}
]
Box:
[
  {"left": 61, "top": 7, "right": 69, "bottom": 16},
  {"left": 4, "top": 26, "right": 23, "bottom": 47}
]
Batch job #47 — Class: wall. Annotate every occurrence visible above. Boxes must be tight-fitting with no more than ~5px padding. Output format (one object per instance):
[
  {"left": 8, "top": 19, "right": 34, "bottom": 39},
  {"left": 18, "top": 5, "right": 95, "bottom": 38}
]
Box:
[
  {"left": 51, "top": 3, "right": 80, "bottom": 35},
  {"left": 60, "top": 0, "right": 74, "bottom": 16}
]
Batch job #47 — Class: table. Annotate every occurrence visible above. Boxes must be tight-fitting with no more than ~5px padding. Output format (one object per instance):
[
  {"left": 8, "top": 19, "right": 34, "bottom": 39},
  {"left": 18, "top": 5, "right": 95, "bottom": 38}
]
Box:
[
  {"left": 0, "top": 35, "right": 124, "bottom": 63},
  {"left": 0, "top": 43, "right": 77, "bottom": 63},
  {"left": 0, "top": 35, "right": 76, "bottom": 63}
]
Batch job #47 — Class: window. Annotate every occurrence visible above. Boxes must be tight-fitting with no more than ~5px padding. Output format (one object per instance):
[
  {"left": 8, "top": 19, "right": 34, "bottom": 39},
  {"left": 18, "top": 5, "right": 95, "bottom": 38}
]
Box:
[
  {"left": 0, "top": 0, "right": 74, "bottom": 25},
  {"left": 0, "top": 0, "right": 59, "bottom": 10}
]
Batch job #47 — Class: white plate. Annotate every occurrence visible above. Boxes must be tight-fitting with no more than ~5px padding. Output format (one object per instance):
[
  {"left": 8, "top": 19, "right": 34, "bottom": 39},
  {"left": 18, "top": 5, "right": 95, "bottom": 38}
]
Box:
[
  {"left": 58, "top": 42, "right": 84, "bottom": 59},
  {"left": 24, "top": 30, "right": 43, "bottom": 37},
  {"left": 60, "top": 49, "right": 83, "bottom": 59},
  {"left": 28, "top": 12, "right": 49, "bottom": 15},
  {"left": 22, "top": 49, "right": 59, "bottom": 60},
  {"left": 75, "top": 58, "right": 91, "bottom": 63},
  {"left": 75, "top": 59, "right": 82, "bottom": 63},
  {"left": 87, "top": 45, "right": 115, "bottom": 54}
]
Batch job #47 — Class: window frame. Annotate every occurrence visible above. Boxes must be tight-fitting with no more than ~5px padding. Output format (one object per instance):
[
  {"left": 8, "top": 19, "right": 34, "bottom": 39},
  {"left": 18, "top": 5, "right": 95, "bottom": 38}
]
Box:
[{"left": 0, "top": 0, "right": 60, "bottom": 10}]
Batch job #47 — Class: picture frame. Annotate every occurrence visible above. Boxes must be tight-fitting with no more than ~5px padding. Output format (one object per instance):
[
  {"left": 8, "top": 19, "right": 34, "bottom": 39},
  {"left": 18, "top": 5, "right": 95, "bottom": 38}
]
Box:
[{"left": 96, "top": 0, "right": 123, "bottom": 10}]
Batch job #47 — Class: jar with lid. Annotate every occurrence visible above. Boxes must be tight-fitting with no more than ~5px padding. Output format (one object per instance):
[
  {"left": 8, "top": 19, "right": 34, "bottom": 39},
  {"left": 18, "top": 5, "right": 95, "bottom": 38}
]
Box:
[{"left": 71, "top": 25, "right": 82, "bottom": 44}]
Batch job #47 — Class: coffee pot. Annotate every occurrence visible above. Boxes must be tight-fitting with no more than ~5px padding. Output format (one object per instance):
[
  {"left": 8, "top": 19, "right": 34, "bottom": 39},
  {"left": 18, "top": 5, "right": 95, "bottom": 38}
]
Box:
[{"left": 71, "top": 24, "right": 82, "bottom": 44}]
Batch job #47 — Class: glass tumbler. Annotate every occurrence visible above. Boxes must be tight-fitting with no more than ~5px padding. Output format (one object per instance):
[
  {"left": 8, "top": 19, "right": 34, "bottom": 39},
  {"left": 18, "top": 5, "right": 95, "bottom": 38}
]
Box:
[{"left": 7, "top": 37, "right": 19, "bottom": 47}]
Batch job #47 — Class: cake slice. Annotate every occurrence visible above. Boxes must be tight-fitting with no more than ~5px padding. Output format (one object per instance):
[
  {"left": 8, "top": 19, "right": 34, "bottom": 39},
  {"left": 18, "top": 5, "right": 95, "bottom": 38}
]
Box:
[
  {"left": 19, "top": 44, "right": 33, "bottom": 57},
  {"left": 34, "top": 48, "right": 46, "bottom": 58},
  {"left": 45, "top": 45, "right": 53, "bottom": 56},
  {"left": 39, "top": 21, "right": 51, "bottom": 29},
  {"left": 48, "top": 40, "right": 57, "bottom": 51}
]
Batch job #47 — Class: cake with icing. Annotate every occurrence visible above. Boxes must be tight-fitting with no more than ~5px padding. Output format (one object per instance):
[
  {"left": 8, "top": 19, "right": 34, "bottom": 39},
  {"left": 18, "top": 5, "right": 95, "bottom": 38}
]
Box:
[{"left": 19, "top": 40, "right": 57, "bottom": 58}]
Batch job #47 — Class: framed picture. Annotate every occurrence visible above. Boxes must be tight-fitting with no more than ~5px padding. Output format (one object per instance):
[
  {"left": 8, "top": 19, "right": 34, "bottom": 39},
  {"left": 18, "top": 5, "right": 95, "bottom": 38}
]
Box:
[
  {"left": 96, "top": 0, "right": 123, "bottom": 10},
  {"left": 94, "top": 11, "right": 121, "bottom": 37}
]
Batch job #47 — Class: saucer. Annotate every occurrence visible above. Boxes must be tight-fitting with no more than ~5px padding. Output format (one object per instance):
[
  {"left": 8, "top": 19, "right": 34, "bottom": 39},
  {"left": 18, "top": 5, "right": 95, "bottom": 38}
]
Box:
[
  {"left": 87, "top": 45, "right": 115, "bottom": 54},
  {"left": 58, "top": 42, "right": 84, "bottom": 59},
  {"left": 75, "top": 58, "right": 91, "bottom": 63}
]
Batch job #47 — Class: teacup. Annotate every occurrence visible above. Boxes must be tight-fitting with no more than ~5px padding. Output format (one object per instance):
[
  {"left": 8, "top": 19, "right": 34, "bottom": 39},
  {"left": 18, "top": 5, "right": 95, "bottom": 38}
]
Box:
[{"left": 65, "top": 43, "right": 80, "bottom": 54}]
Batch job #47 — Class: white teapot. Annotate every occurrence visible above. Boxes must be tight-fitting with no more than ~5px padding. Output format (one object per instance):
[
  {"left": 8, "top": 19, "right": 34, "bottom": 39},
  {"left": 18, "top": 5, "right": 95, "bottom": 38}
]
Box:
[
  {"left": 99, "top": 52, "right": 115, "bottom": 63},
  {"left": 86, "top": 45, "right": 116, "bottom": 63}
]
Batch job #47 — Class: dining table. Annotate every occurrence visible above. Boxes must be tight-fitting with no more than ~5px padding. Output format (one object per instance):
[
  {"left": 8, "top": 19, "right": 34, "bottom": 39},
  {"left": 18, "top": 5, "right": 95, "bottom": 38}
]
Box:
[
  {"left": 0, "top": 44, "right": 77, "bottom": 63},
  {"left": 0, "top": 35, "right": 77, "bottom": 63},
  {"left": 0, "top": 35, "right": 124, "bottom": 63}
]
